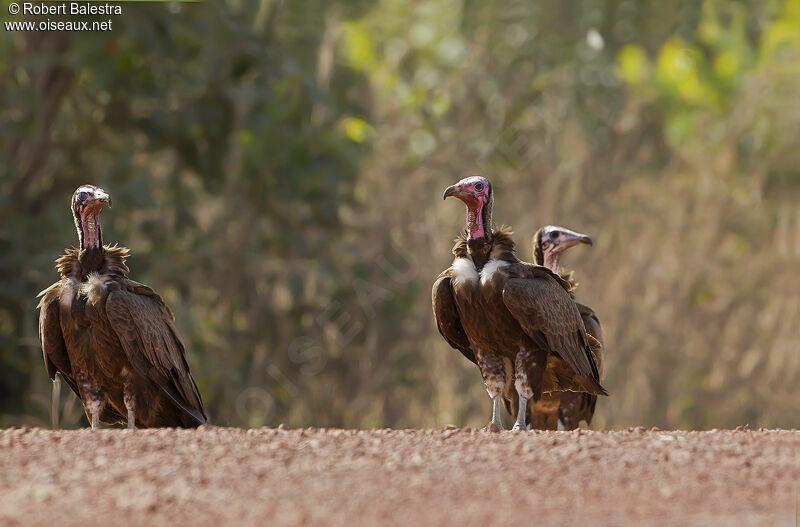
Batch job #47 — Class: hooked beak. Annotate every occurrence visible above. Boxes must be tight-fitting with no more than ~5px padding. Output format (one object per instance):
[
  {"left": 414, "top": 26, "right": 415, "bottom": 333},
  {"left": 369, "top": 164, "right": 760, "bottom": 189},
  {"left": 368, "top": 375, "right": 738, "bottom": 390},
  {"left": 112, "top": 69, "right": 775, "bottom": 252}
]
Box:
[
  {"left": 82, "top": 189, "right": 112, "bottom": 211},
  {"left": 443, "top": 184, "right": 462, "bottom": 200},
  {"left": 561, "top": 230, "right": 593, "bottom": 249},
  {"left": 93, "top": 189, "right": 111, "bottom": 208}
]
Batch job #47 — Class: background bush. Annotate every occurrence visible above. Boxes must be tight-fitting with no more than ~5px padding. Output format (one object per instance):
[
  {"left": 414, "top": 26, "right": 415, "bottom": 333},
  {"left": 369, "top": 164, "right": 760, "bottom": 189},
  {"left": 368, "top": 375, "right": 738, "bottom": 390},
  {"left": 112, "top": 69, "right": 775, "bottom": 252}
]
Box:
[{"left": 1, "top": 0, "right": 798, "bottom": 429}]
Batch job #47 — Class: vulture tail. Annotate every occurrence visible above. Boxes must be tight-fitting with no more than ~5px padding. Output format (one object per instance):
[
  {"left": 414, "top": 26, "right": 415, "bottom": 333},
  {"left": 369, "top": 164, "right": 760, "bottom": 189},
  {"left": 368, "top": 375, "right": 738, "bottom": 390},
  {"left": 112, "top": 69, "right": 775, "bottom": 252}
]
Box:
[
  {"left": 582, "top": 372, "right": 608, "bottom": 397},
  {"left": 159, "top": 381, "right": 207, "bottom": 427}
]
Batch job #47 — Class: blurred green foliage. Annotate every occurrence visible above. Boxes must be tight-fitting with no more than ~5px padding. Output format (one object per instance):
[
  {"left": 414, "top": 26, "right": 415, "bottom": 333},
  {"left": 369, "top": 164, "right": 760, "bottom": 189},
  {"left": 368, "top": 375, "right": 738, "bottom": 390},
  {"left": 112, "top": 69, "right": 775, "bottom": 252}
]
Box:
[{"left": 1, "top": 0, "right": 799, "bottom": 429}]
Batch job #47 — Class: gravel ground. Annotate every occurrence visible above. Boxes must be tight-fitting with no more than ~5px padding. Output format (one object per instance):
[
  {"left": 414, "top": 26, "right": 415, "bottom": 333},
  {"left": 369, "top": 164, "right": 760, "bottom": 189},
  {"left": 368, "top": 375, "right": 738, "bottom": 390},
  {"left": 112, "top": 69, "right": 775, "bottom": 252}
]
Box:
[{"left": 0, "top": 427, "right": 798, "bottom": 527}]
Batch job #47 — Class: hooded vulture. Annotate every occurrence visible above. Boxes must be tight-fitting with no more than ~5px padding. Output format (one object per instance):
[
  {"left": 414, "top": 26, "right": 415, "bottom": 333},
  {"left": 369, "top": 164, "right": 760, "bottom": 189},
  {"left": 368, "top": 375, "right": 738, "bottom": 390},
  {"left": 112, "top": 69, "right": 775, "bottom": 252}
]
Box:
[
  {"left": 432, "top": 176, "right": 606, "bottom": 431},
  {"left": 37, "top": 185, "right": 207, "bottom": 429},
  {"left": 526, "top": 225, "right": 604, "bottom": 430}
]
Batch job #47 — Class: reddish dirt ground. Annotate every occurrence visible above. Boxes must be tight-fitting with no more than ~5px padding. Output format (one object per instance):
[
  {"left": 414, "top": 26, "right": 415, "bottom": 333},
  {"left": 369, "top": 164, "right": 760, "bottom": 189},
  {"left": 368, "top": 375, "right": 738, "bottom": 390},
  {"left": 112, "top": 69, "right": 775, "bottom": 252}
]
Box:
[{"left": 0, "top": 427, "right": 798, "bottom": 526}]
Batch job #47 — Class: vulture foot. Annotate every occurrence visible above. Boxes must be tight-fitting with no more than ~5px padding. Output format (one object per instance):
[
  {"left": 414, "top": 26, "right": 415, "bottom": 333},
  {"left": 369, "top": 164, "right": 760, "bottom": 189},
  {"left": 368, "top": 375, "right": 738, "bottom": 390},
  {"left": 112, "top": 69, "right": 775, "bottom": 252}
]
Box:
[{"left": 557, "top": 419, "right": 566, "bottom": 431}]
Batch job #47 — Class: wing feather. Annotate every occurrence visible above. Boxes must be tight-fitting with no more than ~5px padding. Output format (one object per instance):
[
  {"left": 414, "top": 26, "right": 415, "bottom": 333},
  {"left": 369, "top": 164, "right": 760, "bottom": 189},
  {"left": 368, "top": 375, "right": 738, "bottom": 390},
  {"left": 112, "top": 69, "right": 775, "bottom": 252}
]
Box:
[
  {"left": 37, "top": 283, "right": 83, "bottom": 400},
  {"left": 432, "top": 271, "right": 476, "bottom": 365},
  {"left": 105, "top": 280, "right": 206, "bottom": 425},
  {"left": 577, "top": 303, "right": 604, "bottom": 378}
]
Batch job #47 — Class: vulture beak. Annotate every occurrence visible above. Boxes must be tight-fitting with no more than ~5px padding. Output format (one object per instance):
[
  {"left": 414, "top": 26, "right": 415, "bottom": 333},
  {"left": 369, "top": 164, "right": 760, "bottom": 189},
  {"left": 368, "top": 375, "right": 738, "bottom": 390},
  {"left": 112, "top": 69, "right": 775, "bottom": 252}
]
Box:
[
  {"left": 442, "top": 184, "right": 462, "bottom": 200},
  {"left": 92, "top": 189, "right": 112, "bottom": 208},
  {"left": 560, "top": 229, "right": 593, "bottom": 249}
]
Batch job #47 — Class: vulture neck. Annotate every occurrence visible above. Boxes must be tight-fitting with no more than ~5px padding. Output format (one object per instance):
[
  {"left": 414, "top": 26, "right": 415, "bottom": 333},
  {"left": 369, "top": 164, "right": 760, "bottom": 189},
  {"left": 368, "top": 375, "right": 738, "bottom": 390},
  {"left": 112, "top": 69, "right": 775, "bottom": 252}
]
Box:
[
  {"left": 465, "top": 195, "right": 493, "bottom": 269},
  {"left": 75, "top": 209, "right": 105, "bottom": 276},
  {"left": 543, "top": 251, "right": 560, "bottom": 275}
]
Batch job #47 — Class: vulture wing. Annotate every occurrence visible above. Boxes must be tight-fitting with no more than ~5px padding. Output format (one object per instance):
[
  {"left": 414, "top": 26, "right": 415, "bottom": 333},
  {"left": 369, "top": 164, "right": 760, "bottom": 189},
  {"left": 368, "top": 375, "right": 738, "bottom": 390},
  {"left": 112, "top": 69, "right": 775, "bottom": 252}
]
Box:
[
  {"left": 37, "top": 284, "right": 81, "bottom": 398},
  {"left": 432, "top": 271, "right": 476, "bottom": 365},
  {"left": 105, "top": 280, "right": 207, "bottom": 425},
  {"left": 577, "top": 303, "right": 602, "bottom": 342},
  {"left": 577, "top": 302, "right": 604, "bottom": 378},
  {"left": 502, "top": 266, "right": 606, "bottom": 395}
]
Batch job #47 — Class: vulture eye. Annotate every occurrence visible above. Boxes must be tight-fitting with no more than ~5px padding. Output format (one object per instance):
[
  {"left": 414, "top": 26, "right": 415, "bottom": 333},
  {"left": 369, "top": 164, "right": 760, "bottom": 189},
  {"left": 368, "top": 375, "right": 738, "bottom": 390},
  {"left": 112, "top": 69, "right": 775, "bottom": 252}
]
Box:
[
  {"left": 549, "top": 231, "right": 559, "bottom": 239},
  {"left": 77, "top": 191, "right": 88, "bottom": 202},
  {"left": 474, "top": 182, "right": 484, "bottom": 192}
]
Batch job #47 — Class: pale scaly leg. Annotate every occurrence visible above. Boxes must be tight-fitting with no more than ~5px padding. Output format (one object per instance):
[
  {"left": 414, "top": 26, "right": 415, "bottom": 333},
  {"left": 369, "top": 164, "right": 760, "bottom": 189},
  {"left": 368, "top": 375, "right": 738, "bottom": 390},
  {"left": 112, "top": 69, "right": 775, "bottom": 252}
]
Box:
[
  {"left": 123, "top": 379, "right": 136, "bottom": 430},
  {"left": 491, "top": 391, "right": 504, "bottom": 430},
  {"left": 475, "top": 349, "right": 507, "bottom": 431},
  {"left": 51, "top": 376, "right": 61, "bottom": 429},
  {"left": 512, "top": 348, "right": 543, "bottom": 432},
  {"left": 512, "top": 395, "right": 529, "bottom": 432}
]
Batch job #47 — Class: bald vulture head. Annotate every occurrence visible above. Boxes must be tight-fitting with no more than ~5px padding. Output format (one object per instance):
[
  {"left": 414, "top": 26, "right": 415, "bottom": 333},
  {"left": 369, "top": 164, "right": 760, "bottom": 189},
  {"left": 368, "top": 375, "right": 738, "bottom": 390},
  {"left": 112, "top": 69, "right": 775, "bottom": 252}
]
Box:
[
  {"left": 442, "top": 176, "right": 494, "bottom": 241},
  {"left": 72, "top": 185, "right": 111, "bottom": 251},
  {"left": 533, "top": 225, "right": 592, "bottom": 274}
]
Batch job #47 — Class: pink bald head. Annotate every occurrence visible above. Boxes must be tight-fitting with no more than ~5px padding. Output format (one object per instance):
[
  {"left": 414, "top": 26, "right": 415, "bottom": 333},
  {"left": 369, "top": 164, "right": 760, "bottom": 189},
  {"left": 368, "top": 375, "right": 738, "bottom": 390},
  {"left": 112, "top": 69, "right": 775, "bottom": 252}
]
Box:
[{"left": 443, "top": 176, "right": 492, "bottom": 240}]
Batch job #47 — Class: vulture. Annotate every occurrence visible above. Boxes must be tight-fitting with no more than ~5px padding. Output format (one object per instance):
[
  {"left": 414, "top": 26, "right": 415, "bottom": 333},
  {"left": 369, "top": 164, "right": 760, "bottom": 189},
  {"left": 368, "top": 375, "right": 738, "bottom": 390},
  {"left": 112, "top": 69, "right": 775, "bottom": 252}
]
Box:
[
  {"left": 527, "top": 225, "right": 604, "bottom": 431},
  {"left": 37, "top": 185, "right": 207, "bottom": 429},
  {"left": 432, "top": 176, "right": 606, "bottom": 431}
]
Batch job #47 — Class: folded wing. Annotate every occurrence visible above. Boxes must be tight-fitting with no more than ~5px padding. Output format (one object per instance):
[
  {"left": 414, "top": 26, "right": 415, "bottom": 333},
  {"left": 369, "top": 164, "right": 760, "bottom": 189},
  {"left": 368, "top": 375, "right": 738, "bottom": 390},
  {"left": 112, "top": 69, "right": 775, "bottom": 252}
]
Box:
[
  {"left": 105, "top": 280, "right": 207, "bottom": 425},
  {"left": 502, "top": 266, "right": 606, "bottom": 395},
  {"left": 38, "top": 284, "right": 82, "bottom": 398},
  {"left": 432, "top": 271, "right": 476, "bottom": 365}
]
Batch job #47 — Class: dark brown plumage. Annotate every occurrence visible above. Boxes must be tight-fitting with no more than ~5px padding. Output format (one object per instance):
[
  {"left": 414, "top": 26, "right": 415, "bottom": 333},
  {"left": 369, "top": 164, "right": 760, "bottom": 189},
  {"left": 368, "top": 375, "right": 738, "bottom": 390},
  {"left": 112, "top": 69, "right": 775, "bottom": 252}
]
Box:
[
  {"left": 37, "top": 185, "right": 206, "bottom": 429},
  {"left": 433, "top": 177, "right": 605, "bottom": 431},
  {"left": 526, "top": 225, "right": 605, "bottom": 430}
]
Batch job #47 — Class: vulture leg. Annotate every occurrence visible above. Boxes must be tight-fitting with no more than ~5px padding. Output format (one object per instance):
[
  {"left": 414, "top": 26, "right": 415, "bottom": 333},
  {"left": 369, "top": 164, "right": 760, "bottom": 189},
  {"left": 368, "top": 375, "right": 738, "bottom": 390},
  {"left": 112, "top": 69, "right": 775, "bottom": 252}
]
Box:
[
  {"left": 79, "top": 373, "right": 105, "bottom": 431},
  {"left": 123, "top": 379, "right": 136, "bottom": 430},
  {"left": 51, "top": 377, "right": 61, "bottom": 429},
  {"left": 475, "top": 349, "right": 506, "bottom": 431},
  {"left": 512, "top": 396, "right": 529, "bottom": 432},
  {"left": 88, "top": 402, "right": 101, "bottom": 430},
  {"left": 511, "top": 349, "right": 546, "bottom": 432}
]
